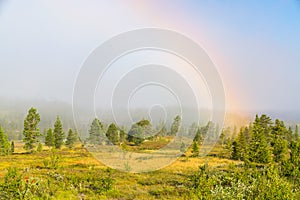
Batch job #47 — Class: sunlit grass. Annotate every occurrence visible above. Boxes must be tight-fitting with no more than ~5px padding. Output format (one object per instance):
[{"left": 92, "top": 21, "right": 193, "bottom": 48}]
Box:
[{"left": 0, "top": 141, "right": 240, "bottom": 199}]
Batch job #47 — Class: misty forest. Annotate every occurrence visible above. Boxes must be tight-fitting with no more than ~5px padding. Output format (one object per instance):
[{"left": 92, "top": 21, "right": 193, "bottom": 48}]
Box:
[{"left": 0, "top": 107, "right": 300, "bottom": 199}]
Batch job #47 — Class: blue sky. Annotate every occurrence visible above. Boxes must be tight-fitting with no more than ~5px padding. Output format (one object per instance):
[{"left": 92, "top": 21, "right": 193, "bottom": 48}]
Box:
[{"left": 0, "top": 0, "right": 300, "bottom": 112}]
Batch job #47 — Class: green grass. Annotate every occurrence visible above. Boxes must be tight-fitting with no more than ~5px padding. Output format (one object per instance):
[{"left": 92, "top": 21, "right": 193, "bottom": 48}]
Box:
[{"left": 0, "top": 141, "right": 241, "bottom": 199}]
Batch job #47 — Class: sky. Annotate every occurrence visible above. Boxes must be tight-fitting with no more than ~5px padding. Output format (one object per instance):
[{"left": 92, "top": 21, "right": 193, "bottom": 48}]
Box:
[{"left": 1, "top": 0, "right": 300, "bottom": 113}]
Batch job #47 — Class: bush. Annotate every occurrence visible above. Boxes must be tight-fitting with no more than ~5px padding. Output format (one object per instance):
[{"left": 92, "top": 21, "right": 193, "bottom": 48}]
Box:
[
  {"left": 0, "top": 167, "right": 42, "bottom": 200},
  {"left": 189, "top": 164, "right": 300, "bottom": 200}
]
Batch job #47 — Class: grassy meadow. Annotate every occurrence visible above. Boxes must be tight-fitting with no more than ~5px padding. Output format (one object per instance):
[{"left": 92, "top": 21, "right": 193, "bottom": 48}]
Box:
[{"left": 0, "top": 141, "right": 241, "bottom": 199}]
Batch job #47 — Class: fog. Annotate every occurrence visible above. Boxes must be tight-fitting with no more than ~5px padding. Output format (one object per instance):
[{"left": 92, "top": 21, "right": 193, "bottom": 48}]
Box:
[{"left": 1, "top": 1, "right": 300, "bottom": 123}]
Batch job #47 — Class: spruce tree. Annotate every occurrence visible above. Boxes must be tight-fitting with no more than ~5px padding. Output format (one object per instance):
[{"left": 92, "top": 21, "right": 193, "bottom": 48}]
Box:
[
  {"left": 11, "top": 141, "right": 14, "bottom": 154},
  {"left": 106, "top": 123, "right": 120, "bottom": 145},
  {"left": 271, "top": 120, "right": 289, "bottom": 163},
  {"left": 0, "top": 126, "right": 10, "bottom": 156},
  {"left": 45, "top": 128, "right": 55, "bottom": 148},
  {"left": 232, "top": 128, "right": 248, "bottom": 160},
  {"left": 23, "top": 107, "right": 41, "bottom": 152},
  {"left": 87, "top": 118, "right": 105, "bottom": 144},
  {"left": 295, "top": 125, "right": 299, "bottom": 141},
  {"left": 289, "top": 140, "right": 300, "bottom": 165},
  {"left": 234, "top": 128, "right": 248, "bottom": 161},
  {"left": 119, "top": 129, "right": 127, "bottom": 144},
  {"left": 249, "top": 116, "right": 272, "bottom": 164},
  {"left": 66, "top": 129, "right": 77, "bottom": 149},
  {"left": 231, "top": 141, "right": 239, "bottom": 160},
  {"left": 191, "top": 141, "right": 199, "bottom": 157},
  {"left": 194, "top": 128, "right": 203, "bottom": 144},
  {"left": 54, "top": 116, "right": 64, "bottom": 149},
  {"left": 170, "top": 115, "right": 181, "bottom": 136}
]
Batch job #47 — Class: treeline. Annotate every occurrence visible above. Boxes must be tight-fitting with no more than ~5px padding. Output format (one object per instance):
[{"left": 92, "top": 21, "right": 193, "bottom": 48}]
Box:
[
  {"left": 1, "top": 106, "right": 224, "bottom": 154},
  {"left": 0, "top": 108, "right": 79, "bottom": 155},
  {"left": 189, "top": 115, "right": 300, "bottom": 199},
  {"left": 84, "top": 117, "right": 181, "bottom": 146},
  {"left": 224, "top": 114, "right": 300, "bottom": 165},
  {"left": 84, "top": 115, "right": 222, "bottom": 147}
]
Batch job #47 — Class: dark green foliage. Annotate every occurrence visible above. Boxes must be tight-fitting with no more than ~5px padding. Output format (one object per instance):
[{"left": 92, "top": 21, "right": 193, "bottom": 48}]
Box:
[
  {"left": 231, "top": 141, "right": 239, "bottom": 160},
  {"left": 0, "top": 167, "right": 22, "bottom": 199},
  {"left": 0, "top": 166, "right": 114, "bottom": 199},
  {"left": 228, "top": 115, "right": 299, "bottom": 165},
  {"left": 23, "top": 107, "right": 41, "bottom": 152},
  {"left": 271, "top": 120, "right": 289, "bottom": 162},
  {"left": 0, "top": 167, "right": 41, "bottom": 200},
  {"left": 248, "top": 115, "right": 273, "bottom": 164},
  {"left": 189, "top": 164, "right": 300, "bottom": 200},
  {"left": 191, "top": 141, "right": 199, "bottom": 157},
  {"left": 119, "top": 129, "right": 127, "bottom": 143},
  {"left": 106, "top": 123, "right": 120, "bottom": 145},
  {"left": 0, "top": 126, "right": 10, "bottom": 156},
  {"left": 45, "top": 128, "right": 55, "bottom": 148},
  {"left": 128, "top": 125, "right": 144, "bottom": 145},
  {"left": 66, "top": 169, "right": 113, "bottom": 195},
  {"left": 37, "top": 142, "right": 43, "bottom": 152},
  {"left": 136, "top": 119, "right": 150, "bottom": 127},
  {"left": 193, "top": 128, "right": 203, "bottom": 144},
  {"left": 86, "top": 118, "right": 105, "bottom": 144},
  {"left": 11, "top": 141, "right": 14, "bottom": 153},
  {"left": 190, "top": 164, "right": 215, "bottom": 199},
  {"left": 231, "top": 128, "right": 248, "bottom": 161},
  {"left": 53, "top": 116, "right": 64, "bottom": 149},
  {"left": 65, "top": 129, "right": 77, "bottom": 149},
  {"left": 127, "top": 120, "right": 152, "bottom": 145},
  {"left": 295, "top": 125, "right": 299, "bottom": 141}
]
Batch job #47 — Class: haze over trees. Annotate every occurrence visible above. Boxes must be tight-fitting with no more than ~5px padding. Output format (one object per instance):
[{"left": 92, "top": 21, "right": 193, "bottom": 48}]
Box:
[{"left": 2, "top": 106, "right": 300, "bottom": 199}]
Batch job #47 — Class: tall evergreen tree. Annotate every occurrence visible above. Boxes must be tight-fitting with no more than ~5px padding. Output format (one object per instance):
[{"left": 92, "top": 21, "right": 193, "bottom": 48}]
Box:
[
  {"left": 295, "top": 125, "right": 299, "bottom": 141},
  {"left": 119, "top": 129, "right": 127, "bottom": 144},
  {"left": 66, "top": 129, "right": 77, "bottom": 149},
  {"left": 106, "top": 123, "right": 120, "bottom": 145},
  {"left": 191, "top": 141, "right": 199, "bottom": 157},
  {"left": 289, "top": 140, "right": 300, "bottom": 166},
  {"left": 87, "top": 118, "right": 105, "bottom": 144},
  {"left": 170, "top": 115, "right": 181, "bottom": 136},
  {"left": 54, "top": 116, "right": 64, "bottom": 149},
  {"left": 0, "top": 126, "right": 10, "bottom": 156},
  {"left": 194, "top": 128, "right": 203, "bottom": 144},
  {"left": 23, "top": 107, "right": 41, "bottom": 152},
  {"left": 11, "top": 141, "right": 14, "bottom": 154},
  {"left": 249, "top": 115, "right": 272, "bottom": 164},
  {"left": 286, "top": 126, "right": 293, "bottom": 143},
  {"left": 235, "top": 128, "right": 248, "bottom": 161},
  {"left": 271, "top": 119, "right": 289, "bottom": 163},
  {"left": 231, "top": 141, "right": 239, "bottom": 160},
  {"left": 45, "top": 128, "right": 55, "bottom": 148}
]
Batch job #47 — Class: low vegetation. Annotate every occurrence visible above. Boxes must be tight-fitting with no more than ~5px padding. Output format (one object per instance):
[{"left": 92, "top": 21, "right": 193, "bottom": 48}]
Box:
[{"left": 0, "top": 108, "right": 300, "bottom": 199}]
